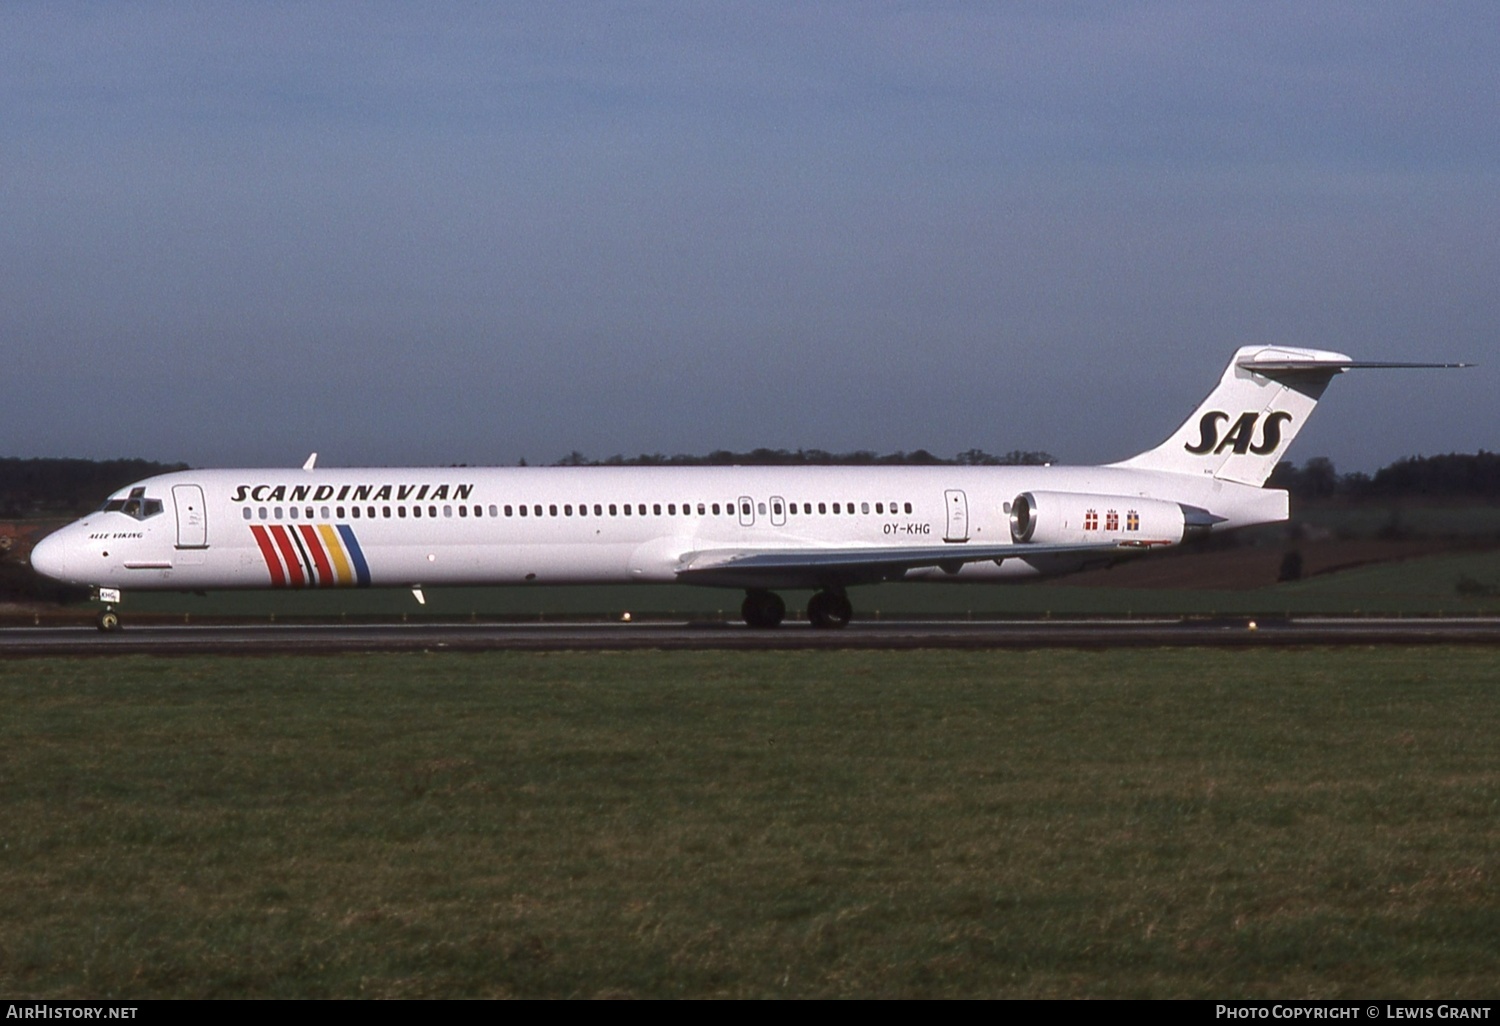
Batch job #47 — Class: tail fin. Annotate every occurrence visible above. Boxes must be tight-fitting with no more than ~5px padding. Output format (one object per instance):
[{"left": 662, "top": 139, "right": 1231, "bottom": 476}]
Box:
[{"left": 1111, "top": 345, "right": 1355, "bottom": 486}]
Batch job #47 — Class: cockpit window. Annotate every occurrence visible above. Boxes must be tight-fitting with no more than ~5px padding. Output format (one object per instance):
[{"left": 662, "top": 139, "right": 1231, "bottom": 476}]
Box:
[{"left": 98, "top": 486, "right": 164, "bottom": 521}]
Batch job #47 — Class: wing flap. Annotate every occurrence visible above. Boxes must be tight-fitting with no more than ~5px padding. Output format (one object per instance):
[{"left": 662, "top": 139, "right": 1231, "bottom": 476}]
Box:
[{"left": 675, "top": 540, "right": 1138, "bottom": 588}]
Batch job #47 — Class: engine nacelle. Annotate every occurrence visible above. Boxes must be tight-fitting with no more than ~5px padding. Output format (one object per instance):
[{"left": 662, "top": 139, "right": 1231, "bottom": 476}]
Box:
[{"left": 1008, "top": 491, "right": 1207, "bottom": 547}]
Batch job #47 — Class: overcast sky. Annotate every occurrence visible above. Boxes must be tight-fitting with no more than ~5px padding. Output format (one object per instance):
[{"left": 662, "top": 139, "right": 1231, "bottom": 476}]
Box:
[{"left": 4, "top": 2, "right": 1495, "bottom": 472}]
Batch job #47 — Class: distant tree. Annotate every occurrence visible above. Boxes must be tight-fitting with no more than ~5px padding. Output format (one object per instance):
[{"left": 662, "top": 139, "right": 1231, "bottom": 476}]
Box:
[
  {"left": 998, "top": 450, "right": 1055, "bottom": 466},
  {"left": 0, "top": 458, "right": 189, "bottom": 518},
  {"left": 1366, "top": 452, "right": 1500, "bottom": 499}
]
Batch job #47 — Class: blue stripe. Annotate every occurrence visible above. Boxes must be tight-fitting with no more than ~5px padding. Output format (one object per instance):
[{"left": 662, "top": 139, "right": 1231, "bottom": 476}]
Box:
[{"left": 337, "top": 524, "right": 372, "bottom": 587}]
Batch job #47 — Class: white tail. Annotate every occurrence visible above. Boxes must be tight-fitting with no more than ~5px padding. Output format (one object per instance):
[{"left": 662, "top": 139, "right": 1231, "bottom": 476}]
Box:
[{"left": 1111, "top": 345, "right": 1355, "bottom": 486}]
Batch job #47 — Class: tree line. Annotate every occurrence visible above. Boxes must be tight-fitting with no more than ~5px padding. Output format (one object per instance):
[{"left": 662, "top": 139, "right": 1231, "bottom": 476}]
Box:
[
  {"left": 3, "top": 450, "right": 1499, "bottom": 519},
  {"left": 0, "top": 458, "right": 189, "bottom": 519},
  {"left": 1267, "top": 452, "right": 1500, "bottom": 501}
]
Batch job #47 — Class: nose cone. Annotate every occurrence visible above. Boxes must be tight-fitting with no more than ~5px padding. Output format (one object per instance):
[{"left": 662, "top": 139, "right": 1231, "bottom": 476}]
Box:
[{"left": 29, "top": 529, "right": 76, "bottom": 584}]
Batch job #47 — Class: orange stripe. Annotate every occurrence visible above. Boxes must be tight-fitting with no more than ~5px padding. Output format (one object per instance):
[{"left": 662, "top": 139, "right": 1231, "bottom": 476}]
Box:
[{"left": 317, "top": 524, "right": 354, "bottom": 585}]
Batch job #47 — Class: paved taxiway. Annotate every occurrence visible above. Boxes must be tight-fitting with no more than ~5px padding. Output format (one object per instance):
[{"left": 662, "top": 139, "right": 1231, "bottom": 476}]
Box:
[{"left": 3, "top": 618, "right": 1500, "bottom": 655}]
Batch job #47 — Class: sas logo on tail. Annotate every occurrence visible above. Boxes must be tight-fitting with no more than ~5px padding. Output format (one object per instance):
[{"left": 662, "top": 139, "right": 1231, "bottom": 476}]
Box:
[{"left": 1184, "top": 411, "right": 1293, "bottom": 456}]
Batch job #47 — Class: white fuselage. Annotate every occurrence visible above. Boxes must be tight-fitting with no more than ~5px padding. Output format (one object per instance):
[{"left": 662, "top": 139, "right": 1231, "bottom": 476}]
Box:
[{"left": 32, "top": 463, "right": 1287, "bottom": 593}]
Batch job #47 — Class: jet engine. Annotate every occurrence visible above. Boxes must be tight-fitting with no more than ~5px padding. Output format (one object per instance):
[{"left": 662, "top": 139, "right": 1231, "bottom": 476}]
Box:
[{"left": 1008, "top": 491, "right": 1215, "bottom": 547}]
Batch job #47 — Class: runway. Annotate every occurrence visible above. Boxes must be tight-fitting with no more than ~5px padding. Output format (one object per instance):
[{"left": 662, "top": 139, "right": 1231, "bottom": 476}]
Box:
[{"left": 4, "top": 617, "right": 1500, "bottom": 655}]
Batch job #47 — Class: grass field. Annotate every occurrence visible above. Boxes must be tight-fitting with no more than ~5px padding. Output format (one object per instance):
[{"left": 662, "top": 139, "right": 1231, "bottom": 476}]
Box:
[{"left": 3, "top": 648, "right": 1498, "bottom": 998}]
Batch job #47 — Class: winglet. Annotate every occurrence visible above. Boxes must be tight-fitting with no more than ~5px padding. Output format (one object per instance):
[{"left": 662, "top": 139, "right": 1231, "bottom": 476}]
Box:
[{"left": 302, "top": 453, "right": 318, "bottom": 472}]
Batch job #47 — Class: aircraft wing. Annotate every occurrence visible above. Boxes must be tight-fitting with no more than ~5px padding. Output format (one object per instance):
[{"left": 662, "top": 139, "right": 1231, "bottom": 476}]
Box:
[{"left": 674, "top": 540, "right": 1141, "bottom": 589}]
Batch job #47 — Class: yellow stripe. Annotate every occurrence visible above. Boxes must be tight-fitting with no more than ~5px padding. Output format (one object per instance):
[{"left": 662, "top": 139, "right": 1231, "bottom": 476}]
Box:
[{"left": 318, "top": 524, "right": 354, "bottom": 586}]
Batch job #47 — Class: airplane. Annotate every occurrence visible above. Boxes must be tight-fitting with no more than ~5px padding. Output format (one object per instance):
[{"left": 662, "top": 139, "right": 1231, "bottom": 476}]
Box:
[{"left": 29, "top": 345, "right": 1465, "bottom": 631}]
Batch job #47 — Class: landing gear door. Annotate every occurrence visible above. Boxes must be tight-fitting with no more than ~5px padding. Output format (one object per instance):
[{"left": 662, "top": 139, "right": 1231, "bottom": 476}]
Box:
[
  {"left": 173, "top": 484, "right": 208, "bottom": 549},
  {"left": 944, "top": 489, "right": 969, "bottom": 543}
]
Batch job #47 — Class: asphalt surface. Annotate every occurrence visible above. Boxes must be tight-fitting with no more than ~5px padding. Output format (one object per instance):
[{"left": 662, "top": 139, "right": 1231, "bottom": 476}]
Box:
[{"left": 4, "top": 617, "right": 1500, "bottom": 655}]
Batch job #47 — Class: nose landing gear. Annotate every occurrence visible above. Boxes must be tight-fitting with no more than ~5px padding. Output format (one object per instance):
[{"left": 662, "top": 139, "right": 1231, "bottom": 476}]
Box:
[{"left": 94, "top": 587, "right": 123, "bottom": 632}]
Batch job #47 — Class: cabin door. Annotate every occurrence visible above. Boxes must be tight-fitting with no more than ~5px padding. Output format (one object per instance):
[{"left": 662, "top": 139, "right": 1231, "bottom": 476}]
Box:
[
  {"left": 943, "top": 489, "right": 969, "bottom": 543},
  {"left": 173, "top": 484, "right": 209, "bottom": 550}
]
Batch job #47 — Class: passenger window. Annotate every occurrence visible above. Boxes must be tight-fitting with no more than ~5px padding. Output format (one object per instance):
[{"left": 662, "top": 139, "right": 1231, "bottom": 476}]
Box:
[
  {"left": 289, "top": 507, "right": 298, "bottom": 520},
  {"left": 904, "top": 502, "right": 913, "bottom": 514},
  {"left": 653, "top": 504, "right": 662, "bottom": 516},
  {"left": 445, "top": 506, "right": 453, "bottom": 517},
  {"left": 861, "top": 502, "right": 869, "bottom": 514},
  {"left": 242, "top": 508, "right": 251, "bottom": 521},
  {"left": 533, "top": 505, "right": 542, "bottom": 517},
  {"left": 876, "top": 503, "right": 883, "bottom": 514},
  {"left": 832, "top": 503, "right": 840, "bottom": 514},
  {"left": 564, "top": 504, "right": 572, "bottom": 516},
  {"left": 623, "top": 504, "right": 632, "bottom": 516},
  {"left": 399, "top": 506, "right": 407, "bottom": 518},
  {"left": 520, "top": 505, "right": 528, "bottom": 517},
  {"left": 712, "top": 503, "right": 720, "bottom": 515},
  {"left": 382, "top": 506, "right": 391, "bottom": 518},
  {"left": 259, "top": 507, "right": 268, "bottom": 520},
  {"left": 595, "top": 504, "right": 603, "bottom": 516},
  {"left": 489, "top": 505, "right": 498, "bottom": 517},
  {"left": 609, "top": 504, "right": 618, "bottom": 516},
  {"left": 548, "top": 505, "right": 557, "bottom": 517},
  {"left": 697, "top": 503, "right": 706, "bottom": 515},
  {"left": 459, "top": 505, "right": 468, "bottom": 517},
  {"left": 668, "top": 504, "right": 676, "bottom": 515},
  {"left": 505, "top": 505, "right": 514, "bottom": 516}
]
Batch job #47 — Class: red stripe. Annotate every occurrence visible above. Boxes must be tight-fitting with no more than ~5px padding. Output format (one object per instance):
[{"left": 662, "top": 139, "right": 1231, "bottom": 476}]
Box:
[
  {"left": 269, "top": 525, "right": 305, "bottom": 587},
  {"left": 249, "top": 525, "right": 286, "bottom": 587},
  {"left": 298, "top": 525, "right": 335, "bottom": 587}
]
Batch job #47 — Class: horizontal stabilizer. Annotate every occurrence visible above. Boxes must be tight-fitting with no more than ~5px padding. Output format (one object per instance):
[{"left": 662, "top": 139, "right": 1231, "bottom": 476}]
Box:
[{"left": 1238, "top": 357, "right": 1472, "bottom": 372}]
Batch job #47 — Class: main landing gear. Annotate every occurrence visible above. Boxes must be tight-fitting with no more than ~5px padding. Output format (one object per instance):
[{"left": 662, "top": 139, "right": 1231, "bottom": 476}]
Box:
[
  {"left": 741, "top": 589, "right": 786, "bottom": 629},
  {"left": 740, "top": 588, "right": 852, "bottom": 630},
  {"left": 806, "top": 589, "right": 852, "bottom": 630}
]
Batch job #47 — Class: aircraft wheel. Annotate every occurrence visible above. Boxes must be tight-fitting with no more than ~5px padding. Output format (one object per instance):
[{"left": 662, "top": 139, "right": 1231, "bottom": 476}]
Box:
[
  {"left": 807, "top": 590, "right": 852, "bottom": 630},
  {"left": 97, "top": 609, "right": 122, "bottom": 633},
  {"left": 741, "top": 589, "right": 786, "bottom": 628}
]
